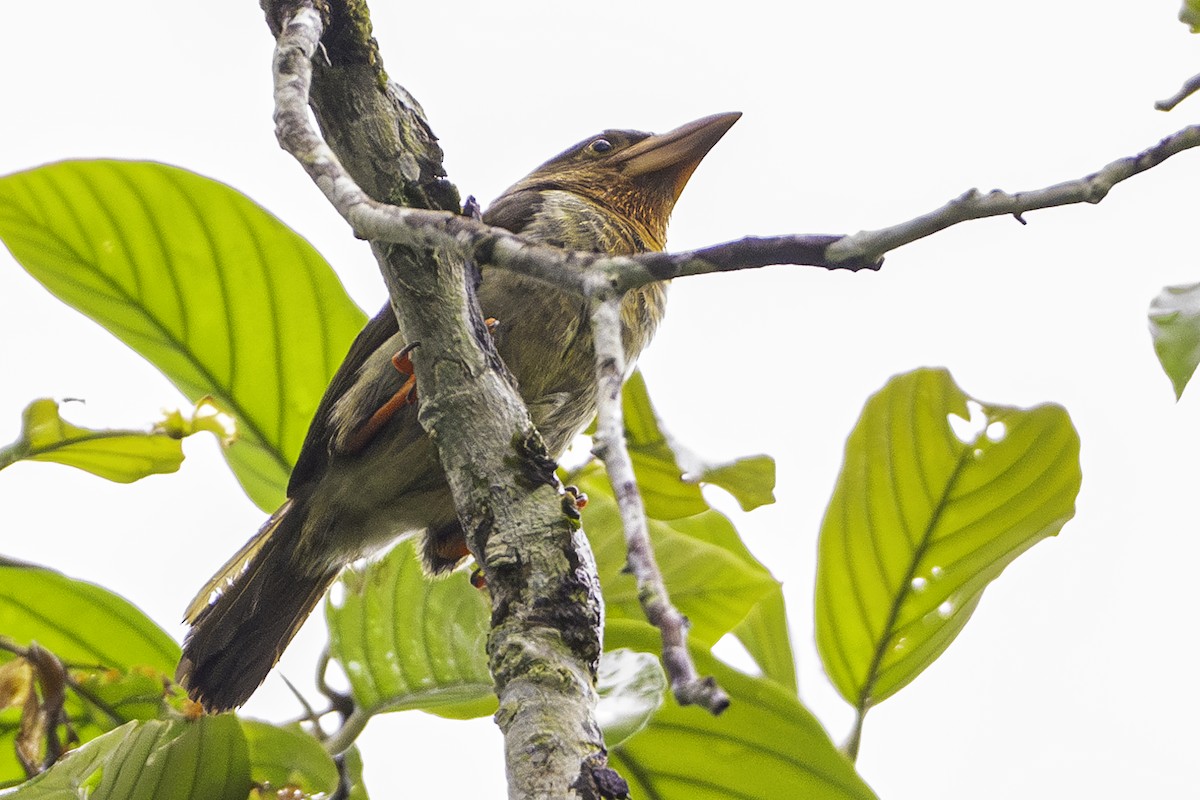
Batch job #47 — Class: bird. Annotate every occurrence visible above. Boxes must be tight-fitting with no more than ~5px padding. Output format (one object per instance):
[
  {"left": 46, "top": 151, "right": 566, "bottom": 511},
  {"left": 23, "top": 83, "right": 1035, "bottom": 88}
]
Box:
[{"left": 177, "top": 111, "right": 741, "bottom": 712}]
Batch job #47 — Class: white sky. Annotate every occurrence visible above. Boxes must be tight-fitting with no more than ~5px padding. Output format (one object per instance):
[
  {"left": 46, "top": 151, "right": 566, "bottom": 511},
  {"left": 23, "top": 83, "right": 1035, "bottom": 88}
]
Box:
[{"left": 2, "top": 1, "right": 1198, "bottom": 797}]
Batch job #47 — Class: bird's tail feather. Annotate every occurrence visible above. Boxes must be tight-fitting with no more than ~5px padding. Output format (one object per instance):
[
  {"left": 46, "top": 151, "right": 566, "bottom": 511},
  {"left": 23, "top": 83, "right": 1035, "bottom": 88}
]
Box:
[{"left": 177, "top": 500, "right": 338, "bottom": 712}]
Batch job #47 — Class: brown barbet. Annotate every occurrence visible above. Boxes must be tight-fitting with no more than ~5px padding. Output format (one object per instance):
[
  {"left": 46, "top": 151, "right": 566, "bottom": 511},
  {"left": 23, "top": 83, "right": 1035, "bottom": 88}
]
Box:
[{"left": 178, "top": 112, "right": 740, "bottom": 712}]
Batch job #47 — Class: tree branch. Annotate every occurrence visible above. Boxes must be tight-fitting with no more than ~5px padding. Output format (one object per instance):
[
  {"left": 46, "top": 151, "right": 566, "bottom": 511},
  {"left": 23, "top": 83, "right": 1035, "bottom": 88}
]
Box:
[
  {"left": 267, "top": 3, "right": 615, "bottom": 796},
  {"left": 1156, "top": 70, "right": 1200, "bottom": 112},
  {"left": 587, "top": 282, "right": 730, "bottom": 714},
  {"left": 273, "top": 41, "right": 1200, "bottom": 295},
  {"left": 826, "top": 124, "right": 1200, "bottom": 265}
]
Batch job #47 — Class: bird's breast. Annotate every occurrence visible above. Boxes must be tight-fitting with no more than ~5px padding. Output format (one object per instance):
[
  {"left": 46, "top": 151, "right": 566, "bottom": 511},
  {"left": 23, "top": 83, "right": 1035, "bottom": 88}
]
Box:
[{"left": 477, "top": 189, "right": 668, "bottom": 455}]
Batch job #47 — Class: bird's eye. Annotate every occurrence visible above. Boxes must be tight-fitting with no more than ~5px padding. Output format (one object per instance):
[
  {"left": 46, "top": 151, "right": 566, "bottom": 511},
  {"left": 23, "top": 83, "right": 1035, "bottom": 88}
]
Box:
[{"left": 589, "top": 138, "right": 612, "bottom": 154}]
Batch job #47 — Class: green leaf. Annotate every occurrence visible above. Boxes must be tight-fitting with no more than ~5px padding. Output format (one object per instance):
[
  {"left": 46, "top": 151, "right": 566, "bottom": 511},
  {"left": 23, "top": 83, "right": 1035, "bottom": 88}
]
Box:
[
  {"left": 0, "top": 565, "right": 180, "bottom": 787},
  {"left": 694, "top": 455, "right": 776, "bottom": 512},
  {"left": 0, "top": 662, "right": 174, "bottom": 789},
  {"left": 325, "top": 544, "right": 670, "bottom": 746},
  {"left": 576, "top": 465, "right": 778, "bottom": 648},
  {"left": 596, "top": 649, "right": 665, "bottom": 748},
  {"left": 0, "top": 565, "right": 179, "bottom": 674},
  {"left": 0, "top": 398, "right": 184, "bottom": 481},
  {"left": 815, "top": 368, "right": 1081, "bottom": 712},
  {"left": 1181, "top": 0, "right": 1200, "bottom": 32},
  {"left": 10, "top": 717, "right": 250, "bottom": 800},
  {"left": 242, "top": 720, "right": 338, "bottom": 797},
  {"left": 621, "top": 371, "right": 707, "bottom": 519},
  {"left": 0, "top": 160, "right": 366, "bottom": 510},
  {"left": 341, "top": 745, "right": 370, "bottom": 800},
  {"left": 0, "top": 653, "right": 173, "bottom": 788},
  {"left": 60, "top": 666, "right": 173, "bottom": 744},
  {"left": 731, "top": 588, "right": 798, "bottom": 693},
  {"left": 607, "top": 621, "right": 877, "bottom": 800},
  {"left": 93, "top": 716, "right": 248, "bottom": 800},
  {"left": 1148, "top": 282, "right": 1200, "bottom": 398},
  {"left": 2, "top": 721, "right": 134, "bottom": 798},
  {"left": 326, "top": 540, "right": 494, "bottom": 717},
  {"left": 621, "top": 371, "right": 776, "bottom": 519}
]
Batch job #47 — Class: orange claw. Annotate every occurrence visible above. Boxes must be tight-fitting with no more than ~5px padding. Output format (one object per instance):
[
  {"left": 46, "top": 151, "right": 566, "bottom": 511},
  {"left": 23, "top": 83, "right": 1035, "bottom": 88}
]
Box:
[
  {"left": 564, "top": 485, "right": 588, "bottom": 510},
  {"left": 469, "top": 569, "right": 487, "bottom": 589}
]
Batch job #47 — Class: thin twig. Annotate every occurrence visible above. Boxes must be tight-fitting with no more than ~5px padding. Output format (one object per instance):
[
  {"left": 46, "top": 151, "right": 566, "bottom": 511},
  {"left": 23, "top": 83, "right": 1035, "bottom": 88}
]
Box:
[
  {"left": 1156, "top": 71, "right": 1200, "bottom": 112},
  {"left": 269, "top": 10, "right": 876, "bottom": 293},
  {"left": 276, "top": 27, "right": 1200, "bottom": 292},
  {"left": 586, "top": 278, "right": 729, "bottom": 715},
  {"left": 0, "top": 637, "right": 124, "bottom": 728},
  {"left": 315, "top": 649, "right": 354, "bottom": 723},
  {"left": 826, "top": 124, "right": 1200, "bottom": 265},
  {"left": 323, "top": 707, "right": 372, "bottom": 757},
  {"left": 844, "top": 709, "right": 867, "bottom": 762},
  {"left": 280, "top": 673, "right": 327, "bottom": 740},
  {"left": 275, "top": 11, "right": 1200, "bottom": 287}
]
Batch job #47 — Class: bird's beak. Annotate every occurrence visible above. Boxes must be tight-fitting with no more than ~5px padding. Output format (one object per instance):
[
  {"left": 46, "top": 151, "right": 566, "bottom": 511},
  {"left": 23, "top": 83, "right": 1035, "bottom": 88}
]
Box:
[{"left": 614, "top": 111, "right": 741, "bottom": 200}]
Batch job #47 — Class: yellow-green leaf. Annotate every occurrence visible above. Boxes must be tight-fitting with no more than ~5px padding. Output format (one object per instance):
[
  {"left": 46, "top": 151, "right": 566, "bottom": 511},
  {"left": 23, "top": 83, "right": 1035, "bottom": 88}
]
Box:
[
  {"left": 621, "top": 371, "right": 776, "bottom": 518},
  {"left": 326, "top": 540, "right": 494, "bottom": 718},
  {"left": 815, "top": 368, "right": 1081, "bottom": 713},
  {"left": 731, "top": 588, "right": 798, "bottom": 693},
  {"left": 0, "top": 564, "right": 178, "bottom": 675},
  {"left": 0, "top": 398, "right": 184, "bottom": 482},
  {"left": 9, "top": 717, "right": 249, "bottom": 800},
  {"left": 1149, "top": 281, "right": 1200, "bottom": 399},
  {"left": 607, "top": 621, "right": 877, "bottom": 800},
  {"left": 242, "top": 720, "right": 338, "bottom": 797},
  {"left": 92, "top": 717, "right": 248, "bottom": 800},
  {"left": 0, "top": 160, "right": 366, "bottom": 510},
  {"left": 577, "top": 464, "right": 778, "bottom": 648},
  {"left": 1181, "top": 0, "right": 1200, "bottom": 31},
  {"left": 0, "top": 564, "right": 180, "bottom": 787}
]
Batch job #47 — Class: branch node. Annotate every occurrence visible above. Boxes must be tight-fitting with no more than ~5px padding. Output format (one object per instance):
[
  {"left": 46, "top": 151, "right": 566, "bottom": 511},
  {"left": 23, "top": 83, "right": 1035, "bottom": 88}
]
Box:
[{"left": 1156, "top": 70, "right": 1200, "bottom": 112}]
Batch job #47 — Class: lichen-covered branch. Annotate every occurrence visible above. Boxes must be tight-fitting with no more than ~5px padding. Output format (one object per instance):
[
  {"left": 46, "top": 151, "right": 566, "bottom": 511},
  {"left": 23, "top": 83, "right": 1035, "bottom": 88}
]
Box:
[
  {"left": 267, "top": 3, "right": 614, "bottom": 797},
  {"left": 587, "top": 280, "right": 730, "bottom": 714}
]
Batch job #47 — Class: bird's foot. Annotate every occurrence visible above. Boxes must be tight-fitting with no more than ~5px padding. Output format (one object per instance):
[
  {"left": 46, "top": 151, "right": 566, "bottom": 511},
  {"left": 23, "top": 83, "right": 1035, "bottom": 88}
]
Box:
[
  {"left": 469, "top": 568, "right": 487, "bottom": 589},
  {"left": 563, "top": 484, "right": 589, "bottom": 510},
  {"left": 561, "top": 485, "right": 588, "bottom": 529}
]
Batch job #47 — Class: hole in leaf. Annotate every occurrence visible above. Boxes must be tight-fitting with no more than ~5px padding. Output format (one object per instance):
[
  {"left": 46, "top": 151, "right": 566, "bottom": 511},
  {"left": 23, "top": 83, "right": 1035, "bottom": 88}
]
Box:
[
  {"left": 986, "top": 421, "right": 1007, "bottom": 442},
  {"left": 937, "top": 601, "right": 954, "bottom": 618},
  {"left": 911, "top": 576, "right": 928, "bottom": 592},
  {"left": 711, "top": 634, "right": 761, "bottom": 676},
  {"left": 947, "top": 400, "right": 988, "bottom": 443},
  {"left": 321, "top": 654, "right": 352, "bottom": 694}
]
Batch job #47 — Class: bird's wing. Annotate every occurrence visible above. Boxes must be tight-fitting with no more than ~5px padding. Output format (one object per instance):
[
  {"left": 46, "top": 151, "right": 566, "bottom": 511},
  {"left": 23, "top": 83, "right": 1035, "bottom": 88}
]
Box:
[
  {"left": 481, "top": 188, "right": 543, "bottom": 233},
  {"left": 287, "top": 305, "right": 401, "bottom": 495}
]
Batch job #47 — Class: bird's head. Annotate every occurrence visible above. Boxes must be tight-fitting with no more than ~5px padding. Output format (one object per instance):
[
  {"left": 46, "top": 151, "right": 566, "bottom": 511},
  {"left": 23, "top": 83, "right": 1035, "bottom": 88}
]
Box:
[{"left": 500, "top": 112, "right": 741, "bottom": 250}]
